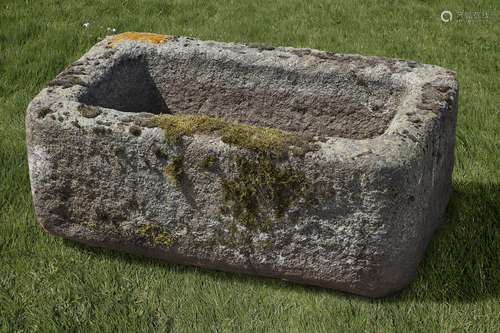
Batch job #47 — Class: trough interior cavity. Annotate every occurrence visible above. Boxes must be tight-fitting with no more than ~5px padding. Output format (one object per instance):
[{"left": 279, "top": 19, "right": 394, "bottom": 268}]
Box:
[
  {"left": 79, "top": 56, "right": 169, "bottom": 114},
  {"left": 79, "top": 53, "right": 403, "bottom": 139}
]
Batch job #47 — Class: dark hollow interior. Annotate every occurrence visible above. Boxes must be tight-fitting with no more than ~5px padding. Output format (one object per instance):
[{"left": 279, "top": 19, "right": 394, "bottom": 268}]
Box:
[
  {"left": 79, "top": 57, "right": 169, "bottom": 114},
  {"left": 79, "top": 52, "right": 403, "bottom": 139}
]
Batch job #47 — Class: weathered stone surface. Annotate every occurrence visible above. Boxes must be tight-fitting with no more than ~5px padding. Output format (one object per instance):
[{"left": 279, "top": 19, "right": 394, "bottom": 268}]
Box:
[{"left": 26, "top": 32, "right": 458, "bottom": 297}]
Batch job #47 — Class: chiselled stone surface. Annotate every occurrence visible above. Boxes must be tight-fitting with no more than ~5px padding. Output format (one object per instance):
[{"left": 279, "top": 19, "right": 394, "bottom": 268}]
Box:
[{"left": 26, "top": 32, "right": 458, "bottom": 297}]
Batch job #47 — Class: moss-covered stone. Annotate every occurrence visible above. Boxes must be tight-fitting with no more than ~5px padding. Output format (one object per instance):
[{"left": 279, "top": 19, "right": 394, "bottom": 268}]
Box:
[
  {"left": 150, "top": 114, "right": 314, "bottom": 232},
  {"left": 221, "top": 153, "right": 308, "bottom": 232},
  {"left": 138, "top": 223, "right": 173, "bottom": 247},
  {"left": 150, "top": 114, "right": 317, "bottom": 157},
  {"left": 198, "top": 154, "right": 217, "bottom": 170},
  {"left": 164, "top": 155, "right": 184, "bottom": 184},
  {"left": 151, "top": 114, "right": 226, "bottom": 143},
  {"left": 80, "top": 219, "right": 132, "bottom": 240},
  {"left": 138, "top": 223, "right": 154, "bottom": 236},
  {"left": 82, "top": 220, "right": 97, "bottom": 230},
  {"left": 78, "top": 104, "right": 101, "bottom": 118},
  {"left": 153, "top": 232, "right": 173, "bottom": 247}
]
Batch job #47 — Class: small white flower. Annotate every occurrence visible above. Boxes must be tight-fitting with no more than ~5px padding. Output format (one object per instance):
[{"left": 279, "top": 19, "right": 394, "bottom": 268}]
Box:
[
  {"left": 83, "top": 22, "right": 90, "bottom": 28},
  {"left": 112, "top": 28, "right": 117, "bottom": 33},
  {"left": 107, "top": 27, "right": 111, "bottom": 31}
]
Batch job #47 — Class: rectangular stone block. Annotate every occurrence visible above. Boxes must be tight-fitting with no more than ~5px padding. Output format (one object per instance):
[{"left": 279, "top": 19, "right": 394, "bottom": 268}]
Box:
[{"left": 26, "top": 32, "right": 458, "bottom": 297}]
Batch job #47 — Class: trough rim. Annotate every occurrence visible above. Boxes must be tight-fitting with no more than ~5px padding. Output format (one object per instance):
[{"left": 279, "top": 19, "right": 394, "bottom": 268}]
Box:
[{"left": 27, "top": 32, "right": 458, "bottom": 167}]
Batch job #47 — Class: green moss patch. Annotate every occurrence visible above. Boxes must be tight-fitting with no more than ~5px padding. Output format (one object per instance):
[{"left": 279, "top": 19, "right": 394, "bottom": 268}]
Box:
[
  {"left": 138, "top": 223, "right": 173, "bottom": 247},
  {"left": 78, "top": 104, "right": 102, "bottom": 118},
  {"left": 82, "top": 220, "right": 98, "bottom": 230},
  {"left": 150, "top": 114, "right": 317, "bottom": 157},
  {"left": 150, "top": 114, "right": 315, "bottom": 231},
  {"left": 221, "top": 154, "right": 308, "bottom": 231},
  {"left": 199, "top": 154, "right": 217, "bottom": 170},
  {"left": 164, "top": 155, "right": 184, "bottom": 184}
]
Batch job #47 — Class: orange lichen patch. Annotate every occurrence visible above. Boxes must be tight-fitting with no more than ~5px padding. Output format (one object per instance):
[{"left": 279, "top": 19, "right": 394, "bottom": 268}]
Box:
[{"left": 109, "top": 32, "right": 172, "bottom": 46}]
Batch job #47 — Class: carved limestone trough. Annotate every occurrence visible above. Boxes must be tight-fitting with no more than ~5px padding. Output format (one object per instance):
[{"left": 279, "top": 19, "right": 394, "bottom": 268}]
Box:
[{"left": 26, "top": 32, "right": 458, "bottom": 297}]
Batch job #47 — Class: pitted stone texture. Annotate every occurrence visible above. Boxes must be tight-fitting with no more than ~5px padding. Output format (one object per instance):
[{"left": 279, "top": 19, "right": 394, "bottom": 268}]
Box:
[{"left": 26, "top": 33, "right": 458, "bottom": 297}]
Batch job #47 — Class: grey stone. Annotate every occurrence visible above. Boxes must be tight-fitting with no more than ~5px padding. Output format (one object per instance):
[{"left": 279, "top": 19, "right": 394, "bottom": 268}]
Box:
[{"left": 26, "top": 32, "right": 458, "bottom": 297}]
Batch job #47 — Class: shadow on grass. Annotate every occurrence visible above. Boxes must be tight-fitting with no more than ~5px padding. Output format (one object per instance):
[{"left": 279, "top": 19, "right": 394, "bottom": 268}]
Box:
[
  {"left": 395, "top": 180, "right": 499, "bottom": 303},
  {"left": 63, "top": 181, "right": 499, "bottom": 304}
]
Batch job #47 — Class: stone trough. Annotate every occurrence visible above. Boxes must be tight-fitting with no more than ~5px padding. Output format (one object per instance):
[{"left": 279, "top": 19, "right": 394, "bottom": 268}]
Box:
[{"left": 26, "top": 32, "right": 458, "bottom": 297}]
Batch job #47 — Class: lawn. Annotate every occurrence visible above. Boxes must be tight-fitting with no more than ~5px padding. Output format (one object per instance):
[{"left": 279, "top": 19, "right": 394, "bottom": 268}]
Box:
[{"left": 0, "top": 0, "right": 498, "bottom": 332}]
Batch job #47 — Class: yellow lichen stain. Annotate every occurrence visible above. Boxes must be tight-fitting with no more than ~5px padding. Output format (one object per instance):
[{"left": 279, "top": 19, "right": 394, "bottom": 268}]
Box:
[{"left": 109, "top": 32, "right": 172, "bottom": 47}]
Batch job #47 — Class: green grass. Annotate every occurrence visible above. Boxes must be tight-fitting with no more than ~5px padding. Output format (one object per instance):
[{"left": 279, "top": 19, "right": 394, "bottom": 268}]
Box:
[{"left": 1, "top": 0, "right": 498, "bottom": 331}]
